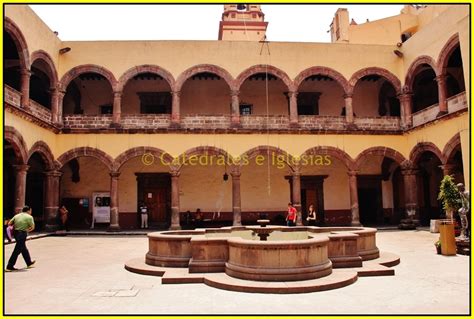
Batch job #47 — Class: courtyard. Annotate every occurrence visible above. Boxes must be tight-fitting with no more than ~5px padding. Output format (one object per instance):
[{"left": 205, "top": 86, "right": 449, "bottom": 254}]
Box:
[{"left": 4, "top": 229, "right": 469, "bottom": 315}]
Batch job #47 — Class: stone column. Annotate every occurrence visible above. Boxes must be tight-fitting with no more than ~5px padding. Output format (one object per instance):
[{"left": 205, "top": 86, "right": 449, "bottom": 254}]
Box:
[
  {"left": 231, "top": 167, "right": 242, "bottom": 226},
  {"left": 56, "top": 90, "right": 66, "bottom": 126},
  {"left": 44, "top": 170, "right": 62, "bottom": 231},
  {"left": 398, "top": 92, "right": 413, "bottom": 128},
  {"left": 108, "top": 171, "right": 121, "bottom": 231},
  {"left": 289, "top": 91, "right": 299, "bottom": 127},
  {"left": 344, "top": 93, "right": 354, "bottom": 124},
  {"left": 50, "top": 88, "right": 59, "bottom": 124},
  {"left": 436, "top": 74, "right": 448, "bottom": 116},
  {"left": 170, "top": 170, "right": 181, "bottom": 230},
  {"left": 440, "top": 164, "right": 456, "bottom": 176},
  {"left": 13, "top": 164, "right": 29, "bottom": 213},
  {"left": 112, "top": 91, "right": 122, "bottom": 126},
  {"left": 291, "top": 167, "right": 302, "bottom": 225},
  {"left": 401, "top": 165, "right": 419, "bottom": 219},
  {"left": 230, "top": 90, "right": 240, "bottom": 128},
  {"left": 348, "top": 170, "right": 361, "bottom": 226},
  {"left": 20, "top": 69, "right": 31, "bottom": 108},
  {"left": 171, "top": 91, "right": 181, "bottom": 127}
]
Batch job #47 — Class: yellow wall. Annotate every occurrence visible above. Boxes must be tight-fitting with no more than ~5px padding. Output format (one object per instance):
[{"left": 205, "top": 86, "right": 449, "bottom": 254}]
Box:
[
  {"left": 5, "top": 5, "right": 61, "bottom": 67},
  {"left": 60, "top": 157, "right": 110, "bottom": 212}
]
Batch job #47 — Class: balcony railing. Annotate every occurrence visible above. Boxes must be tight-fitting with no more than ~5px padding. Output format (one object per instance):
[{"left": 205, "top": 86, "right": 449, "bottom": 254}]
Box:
[
  {"left": 240, "top": 115, "right": 289, "bottom": 130},
  {"left": 412, "top": 91, "right": 467, "bottom": 127},
  {"left": 181, "top": 115, "right": 231, "bottom": 130},
  {"left": 63, "top": 114, "right": 112, "bottom": 129},
  {"left": 353, "top": 116, "right": 400, "bottom": 131},
  {"left": 121, "top": 114, "right": 170, "bottom": 129},
  {"left": 5, "top": 85, "right": 53, "bottom": 124}
]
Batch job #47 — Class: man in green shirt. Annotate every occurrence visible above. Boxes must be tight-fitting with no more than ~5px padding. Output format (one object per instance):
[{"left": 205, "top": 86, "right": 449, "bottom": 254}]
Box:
[{"left": 6, "top": 206, "right": 36, "bottom": 271}]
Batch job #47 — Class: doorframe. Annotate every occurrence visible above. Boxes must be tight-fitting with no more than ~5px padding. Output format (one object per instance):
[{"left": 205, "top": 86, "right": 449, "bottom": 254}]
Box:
[{"left": 136, "top": 173, "right": 171, "bottom": 227}]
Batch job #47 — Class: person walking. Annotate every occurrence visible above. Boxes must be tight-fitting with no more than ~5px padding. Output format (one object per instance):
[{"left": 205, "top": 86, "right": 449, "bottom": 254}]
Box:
[
  {"left": 306, "top": 204, "right": 317, "bottom": 226},
  {"left": 286, "top": 202, "right": 297, "bottom": 227},
  {"left": 139, "top": 202, "right": 149, "bottom": 229},
  {"left": 6, "top": 206, "right": 36, "bottom": 271}
]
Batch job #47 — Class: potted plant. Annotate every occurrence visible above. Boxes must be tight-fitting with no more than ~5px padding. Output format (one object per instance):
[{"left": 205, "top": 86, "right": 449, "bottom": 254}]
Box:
[
  {"left": 434, "top": 240, "right": 441, "bottom": 254},
  {"left": 438, "top": 175, "right": 461, "bottom": 222}
]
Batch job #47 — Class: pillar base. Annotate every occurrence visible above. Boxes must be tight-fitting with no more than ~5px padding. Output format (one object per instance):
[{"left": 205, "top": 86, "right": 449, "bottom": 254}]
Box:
[
  {"left": 107, "top": 224, "right": 121, "bottom": 232},
  {"left": 169, "top": 224, "right": 182, "bottom": 230},
  {"left": 289, "top": 121, "right": 299, "bottom": 128},
  {"left": 169, "top": 122, "right": 181, "bottom": 129},
  {"left": 109, "top": 122, "right": 122, "bottom": 129},
  {"left": 436, "top": 111, "right": 448, "bottom": 118}
]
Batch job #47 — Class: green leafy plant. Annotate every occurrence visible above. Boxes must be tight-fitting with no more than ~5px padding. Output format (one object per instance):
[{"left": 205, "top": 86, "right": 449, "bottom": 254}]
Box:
[
  {"left": 434, "top": 240, "right": 441, "bottom": 248},
  {"left": 438, "top": 175, "right": 461, "bottom": 222}
]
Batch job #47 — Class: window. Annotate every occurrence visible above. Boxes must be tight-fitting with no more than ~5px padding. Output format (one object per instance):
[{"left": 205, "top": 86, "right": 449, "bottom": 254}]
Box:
[
  {"left": 297, "top": 92, "right": 321, "bottom": 115},
  {"left": 239, "top": 104, "right": 252, "bottom": 115},
  {"left": 100, "top": 104, "right": 113, "bottom": 115},
  {"left": 137, "top": 92, "right": 172, "bottom": 114}
]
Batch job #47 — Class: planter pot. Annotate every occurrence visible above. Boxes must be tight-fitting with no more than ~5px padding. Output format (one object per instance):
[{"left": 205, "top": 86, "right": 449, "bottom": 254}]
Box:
[{"left": 439, "top": 220, "right": 456, "bottom": 256}]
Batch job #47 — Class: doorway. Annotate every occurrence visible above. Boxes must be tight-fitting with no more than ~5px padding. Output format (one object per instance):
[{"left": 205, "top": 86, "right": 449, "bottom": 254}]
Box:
[
  {"left": 357, "top": 175, "right": 383, "bottom": 225},
  {"left": 136, "top": 173, "right": 171, "bottom": 228}
]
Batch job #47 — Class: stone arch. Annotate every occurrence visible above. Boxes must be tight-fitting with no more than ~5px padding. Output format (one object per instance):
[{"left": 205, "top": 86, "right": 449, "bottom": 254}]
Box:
[
  {"left": 4, "top": 126, "right": 28, "bottom": 164},
  {"left": 442, "top": 133, "right": 461, "bottom": 164},
  {"left": 175, "top": 64, "right": 235, "bottom": 92},
  {"left": 409, "top": 142, "right": 445, "bottom": 165},
  {"left": 437, "top": 33, "right": 460, "bottom": 73},
  {"left": 348, "top": 67, "right": 402, "bottom": 95},
  {"left": 4, "top": 17, "right": 30, "bottom": 69},
  {"left": 355, "top": 147, "right": 406, "bottom": 171},
  {"left": 113, "top": 146, "right": 174, "bottom": 171},
  {"left": 28, "top": 141, "right": 56, "bottom": 170},
  {"left": 57, "top": 147, "right": 114, "bottom": 171},
  {"left": 30, "top": 50, "right": 59, "bottom": 88},
  {"left": 241, "top": 146, "right": 296, "bottom": 171},
  {"left": 174, "top": 146, "right": 234, "bottom": 171},
  {"left": 235, "top": 65, "right": 293, "bottom": 92},
  {"left": 293, "top": 66, "right": 350, "bottom": 94},
  {"left": 301, "top": 146, "right": 355, "bottom": 171},
  {"left": 116, "top": 65, "right": 175, "bottom": 92},
  {"left": 59, "top": 64, "right": 117, "bottom": 92},
  {"left": 404, "top": 55, "right": 439, "bottom": 91}
]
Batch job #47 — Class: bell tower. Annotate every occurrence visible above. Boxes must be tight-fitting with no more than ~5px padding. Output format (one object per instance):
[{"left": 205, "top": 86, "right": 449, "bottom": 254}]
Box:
[{"left": 218, "top": 4, "right": 268, "bottom": 41}]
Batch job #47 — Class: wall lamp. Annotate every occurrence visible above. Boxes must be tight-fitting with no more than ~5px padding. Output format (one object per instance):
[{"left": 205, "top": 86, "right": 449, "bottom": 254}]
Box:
[
  {"left": 393, "top": 50, "right": 404, "bottom": 58},
  {"left": 59, "top": 47, "right": 71, "bottom": 54}
]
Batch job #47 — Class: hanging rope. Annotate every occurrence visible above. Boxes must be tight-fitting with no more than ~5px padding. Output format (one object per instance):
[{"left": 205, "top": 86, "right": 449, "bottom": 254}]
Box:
[{"left": 260, "top": 37, "right": 271, "bottom": 196}]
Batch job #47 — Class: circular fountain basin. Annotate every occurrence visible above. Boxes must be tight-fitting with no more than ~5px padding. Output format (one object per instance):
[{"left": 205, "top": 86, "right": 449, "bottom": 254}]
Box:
[
  {"left": 226, "top": 235, "right": 331, "bottom": 281},
  {"left": 144, "top": 225, "right": 380, "bottom": 281}
]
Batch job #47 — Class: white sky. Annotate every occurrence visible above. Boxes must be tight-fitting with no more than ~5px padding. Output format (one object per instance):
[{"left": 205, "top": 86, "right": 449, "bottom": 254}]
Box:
[{"left": 29, "top": 4, "right": 404, "bottom": 43}]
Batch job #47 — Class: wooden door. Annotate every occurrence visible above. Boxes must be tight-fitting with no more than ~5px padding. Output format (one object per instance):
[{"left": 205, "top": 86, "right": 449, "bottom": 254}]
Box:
[{"left": 143, "top": 187, "right": 168, "bottom": 223}]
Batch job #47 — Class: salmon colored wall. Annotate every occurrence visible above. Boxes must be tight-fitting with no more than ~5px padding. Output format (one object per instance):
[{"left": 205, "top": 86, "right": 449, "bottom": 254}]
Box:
[{"left": 122, "top": 78, "right": 172, "bottom": 114}]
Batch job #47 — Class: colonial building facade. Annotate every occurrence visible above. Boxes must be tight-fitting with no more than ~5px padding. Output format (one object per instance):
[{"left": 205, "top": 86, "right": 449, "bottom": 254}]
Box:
[{"left": 4, "top": 4, "right": 469, "bottom": 230}]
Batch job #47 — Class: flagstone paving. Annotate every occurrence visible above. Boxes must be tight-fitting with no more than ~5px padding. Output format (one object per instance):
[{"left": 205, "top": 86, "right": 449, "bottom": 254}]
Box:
[{"left": 4, "top": 230, "right": 469, "bottom": 315}]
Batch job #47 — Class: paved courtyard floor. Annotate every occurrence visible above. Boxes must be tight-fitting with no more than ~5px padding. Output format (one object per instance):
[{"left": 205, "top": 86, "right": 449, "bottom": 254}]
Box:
[{"left": 3, "top": 230, "right": 470, "bottom": 315}]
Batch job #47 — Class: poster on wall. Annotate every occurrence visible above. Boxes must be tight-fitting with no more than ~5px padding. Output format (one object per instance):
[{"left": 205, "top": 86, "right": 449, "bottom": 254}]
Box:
[{"left": 92, "top": 192, "right": 110, "bottom": 228}]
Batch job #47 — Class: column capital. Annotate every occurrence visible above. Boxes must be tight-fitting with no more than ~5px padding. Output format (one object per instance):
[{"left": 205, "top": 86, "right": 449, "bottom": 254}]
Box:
[
  {"left": 435, "top": 74, "right": 447, "bottom": 83},
  {"left": 230, "top": 90, "right": 240, "bottom": 97},
  {"left": 230, "top": 166, "right": 241, "bottom": 178},
  {"left": 172, "top": 90, "right": 181, "bottom": 97},
  {"left": 20, "top": 68, "right": 32, "bottom": 76},
  {"left": 288, "top": 90, "right": 298, "bottom": 98},
  {"left": 113, "top": 91, "right": 123, "bottom": 98},
  {"left": 170, "top": 169, "right": 181, "bottom": 177},
  {"left": 401, "top": 167, "right": 419, "bottom": 176},
  {"left": 110, "top": 171, "right": 121, "bottom": 178},
  {"left": 343, "top": 93, "right": 353, "bottom": 99},
  {"left": 347, "top": 170, "right": 359, "bottom": 177},
  {"left": 13, "top": 164, "right": 30, "bottom": 172},
  {"left": 45, "top": 170, "right": 63, "bottom": 178},
  {"left": 292, "top": 166, "right": 301, "bottom": 176}
]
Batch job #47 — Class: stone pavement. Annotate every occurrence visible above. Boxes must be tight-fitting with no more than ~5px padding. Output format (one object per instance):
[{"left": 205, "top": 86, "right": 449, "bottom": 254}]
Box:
[{"left": 4, "top": 230, "right": 469, "bottom": 315}]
